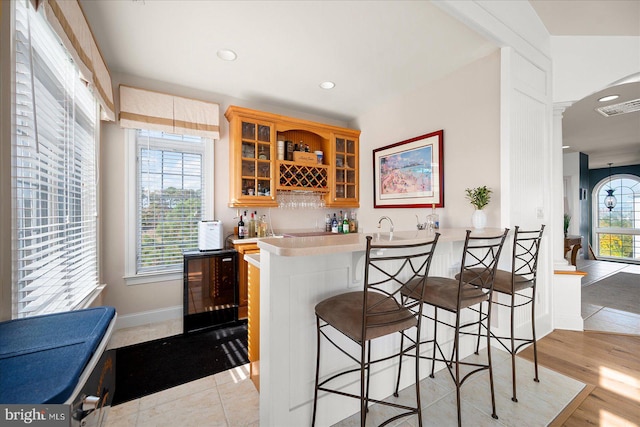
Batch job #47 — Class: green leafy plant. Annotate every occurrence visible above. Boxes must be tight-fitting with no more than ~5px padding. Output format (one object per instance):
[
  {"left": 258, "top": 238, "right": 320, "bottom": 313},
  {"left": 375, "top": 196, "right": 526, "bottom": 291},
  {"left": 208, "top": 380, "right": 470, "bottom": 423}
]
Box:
[
  {"left": 564, "top": 213, "right": 571, "bottom": 234},
  {"left": 465, "top": 186, "right": 492, "bottom": 210}
]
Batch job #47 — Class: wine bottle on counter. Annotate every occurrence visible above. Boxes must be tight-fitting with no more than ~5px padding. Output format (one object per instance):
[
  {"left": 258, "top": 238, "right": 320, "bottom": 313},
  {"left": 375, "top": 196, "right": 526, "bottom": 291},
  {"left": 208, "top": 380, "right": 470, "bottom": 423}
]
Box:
[
  {"left": 325, "top": 214, "right": 331, "bottom": 232},
  {"left": 248, "top": 212, "right": 256, "bottom": 238},
  {"left": 342, "top": 212, "right": 349, "bottom": 234},
  {"left": 337, "top": 211, "right": 343, "bottom": 233},
  {"left": 238, "top": 213, "right": 245, "bottom": 239},
  {"left": 331, "top": 213, "right": 339, "bottom": 233}
]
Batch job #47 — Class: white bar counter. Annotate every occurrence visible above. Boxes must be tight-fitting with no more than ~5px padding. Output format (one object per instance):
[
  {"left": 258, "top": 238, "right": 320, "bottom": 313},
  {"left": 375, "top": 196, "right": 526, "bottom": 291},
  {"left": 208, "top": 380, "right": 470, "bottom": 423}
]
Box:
[{"left": 256, "top": 228, "right": 505, "bottom": 426}]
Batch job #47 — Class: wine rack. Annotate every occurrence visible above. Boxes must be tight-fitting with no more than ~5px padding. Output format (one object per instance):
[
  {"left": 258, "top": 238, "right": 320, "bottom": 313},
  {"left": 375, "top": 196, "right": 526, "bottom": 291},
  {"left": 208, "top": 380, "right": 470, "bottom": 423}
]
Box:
[{"left": 277, "top": 161, "right": 329, "bottom": 192}]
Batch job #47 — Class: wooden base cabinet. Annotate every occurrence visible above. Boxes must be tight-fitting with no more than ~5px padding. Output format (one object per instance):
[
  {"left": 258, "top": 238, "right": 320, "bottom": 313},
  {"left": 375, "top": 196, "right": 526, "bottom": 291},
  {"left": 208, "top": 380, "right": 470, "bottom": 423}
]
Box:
[
  {"left": 225, "top": 106, "right": 360, "bottom": 208},
  {"left": 233, "top": 242, "right": 259, "bottom": 319},
  {"left": 247, "top": 261, "right": 260, "bottom": 391}
]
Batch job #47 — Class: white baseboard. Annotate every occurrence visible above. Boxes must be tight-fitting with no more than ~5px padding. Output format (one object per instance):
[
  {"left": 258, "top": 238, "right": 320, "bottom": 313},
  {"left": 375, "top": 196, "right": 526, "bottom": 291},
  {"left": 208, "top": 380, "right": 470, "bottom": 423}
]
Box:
[
  {"left": 554, "top": 314, "right": 584, "bottom": 331},
  {"left": 115, "top": 305, "right": 182, "bottom": 330}
]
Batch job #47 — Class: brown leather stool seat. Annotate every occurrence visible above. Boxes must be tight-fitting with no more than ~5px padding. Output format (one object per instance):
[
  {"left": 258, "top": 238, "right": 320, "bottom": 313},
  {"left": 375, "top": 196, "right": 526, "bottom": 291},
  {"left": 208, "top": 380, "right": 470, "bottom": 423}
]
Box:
[{"left": 315, "top": 291, "right": 417, "bottom": 342}]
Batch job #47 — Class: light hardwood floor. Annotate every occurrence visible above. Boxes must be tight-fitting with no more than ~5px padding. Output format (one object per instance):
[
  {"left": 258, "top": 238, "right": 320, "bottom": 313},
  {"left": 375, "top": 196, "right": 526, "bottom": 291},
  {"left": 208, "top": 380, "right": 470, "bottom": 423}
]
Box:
[
  {"left": 519, "top": 330, "right": 640, "bottom": 426},
  {"left": 519, "top": 259, "right": 640, "bottom": 426}
]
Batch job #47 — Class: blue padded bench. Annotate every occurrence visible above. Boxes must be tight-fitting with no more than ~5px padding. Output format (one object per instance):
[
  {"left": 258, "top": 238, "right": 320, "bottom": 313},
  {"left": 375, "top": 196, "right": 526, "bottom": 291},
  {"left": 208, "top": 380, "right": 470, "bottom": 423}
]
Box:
[{"left": 0, "top": 306, "right": 116, "bottom": 406}]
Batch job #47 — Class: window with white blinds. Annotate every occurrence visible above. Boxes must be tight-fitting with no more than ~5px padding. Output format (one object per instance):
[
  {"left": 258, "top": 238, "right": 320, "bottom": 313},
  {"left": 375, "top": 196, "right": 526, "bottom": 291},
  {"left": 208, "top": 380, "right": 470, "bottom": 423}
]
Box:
[
  {"left": 12, "top": 0, "right": 99, "bottom": 318},
  {"left": 135, "top": 130, "right": 205, "bottom": 274}
]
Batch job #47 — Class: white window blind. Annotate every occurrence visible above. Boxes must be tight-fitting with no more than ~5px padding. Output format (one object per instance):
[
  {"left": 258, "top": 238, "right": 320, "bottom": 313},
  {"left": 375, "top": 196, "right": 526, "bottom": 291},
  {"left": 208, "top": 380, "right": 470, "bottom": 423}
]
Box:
[
  {"left": 12, "top": 0, "right": 98, "bottom": 318},
  {"left": 135, "top": 130, "right": 204, "bottom": 273}
]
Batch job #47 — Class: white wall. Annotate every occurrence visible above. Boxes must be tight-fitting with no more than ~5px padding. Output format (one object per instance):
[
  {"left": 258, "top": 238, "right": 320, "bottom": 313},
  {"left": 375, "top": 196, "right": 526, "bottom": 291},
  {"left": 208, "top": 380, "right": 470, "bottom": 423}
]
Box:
[{"left": 353, "top": 52, "right": 501, "bottom": 233}]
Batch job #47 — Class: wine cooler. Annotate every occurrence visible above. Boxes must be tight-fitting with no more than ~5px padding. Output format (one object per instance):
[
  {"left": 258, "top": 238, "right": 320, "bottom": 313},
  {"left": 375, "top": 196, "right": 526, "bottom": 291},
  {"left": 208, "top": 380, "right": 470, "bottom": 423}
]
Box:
[{"left": 183, "top": 249, "right": 238, "bottom": 333}]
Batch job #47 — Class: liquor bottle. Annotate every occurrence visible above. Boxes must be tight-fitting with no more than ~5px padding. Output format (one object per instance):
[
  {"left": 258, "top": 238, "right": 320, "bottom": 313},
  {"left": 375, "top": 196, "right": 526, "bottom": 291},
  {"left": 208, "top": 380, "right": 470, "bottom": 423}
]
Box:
[
  {"left": 248, "top": 212, "right": 256, "bottom": 237},
  {"left": 238, "top": 212, "right": 245, "bottom": 239},
  {"left": 349, "top": 211, "right": 358, "bottom": 233},
  {"left": 331, "top": 213, "right": 339, "bottom": 233},
  {"left": 342, "top": 212, "right": 350, "bottom": 234},
  {"left": 325, "top": 214, "right": 331, "bottom": 232},
  {"left": 242, "top": 210, "right": 249, "bottom": 237},
  {"left": 337, "top": 211, "right": 343, "bottom": 233}
]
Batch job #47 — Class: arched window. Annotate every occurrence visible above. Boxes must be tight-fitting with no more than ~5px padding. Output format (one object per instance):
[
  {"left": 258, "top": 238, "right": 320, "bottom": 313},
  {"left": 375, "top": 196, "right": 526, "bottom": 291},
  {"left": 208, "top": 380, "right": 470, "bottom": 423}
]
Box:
[{"left": 592, "top": 174, "right": 640, "bottom": 262}]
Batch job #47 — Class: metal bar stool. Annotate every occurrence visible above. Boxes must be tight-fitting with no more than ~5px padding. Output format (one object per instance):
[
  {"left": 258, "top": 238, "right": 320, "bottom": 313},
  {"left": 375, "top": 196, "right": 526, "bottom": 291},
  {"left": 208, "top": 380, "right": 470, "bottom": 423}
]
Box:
[
  {"left": 312, "top": 234, "right": 440, "bottom": 427},
  {"left": 467, "top": 225, "right": 545, "bottom": 402},
  {"left": 396, "top": 228, "right": 509, "bottom": 427}
]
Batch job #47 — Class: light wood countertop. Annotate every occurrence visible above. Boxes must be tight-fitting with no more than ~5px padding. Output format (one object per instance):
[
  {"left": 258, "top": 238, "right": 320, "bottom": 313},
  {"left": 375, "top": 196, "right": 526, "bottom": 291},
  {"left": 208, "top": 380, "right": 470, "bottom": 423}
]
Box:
[{"left": 257, "top": 228, "right": 507, "bottom": 257}]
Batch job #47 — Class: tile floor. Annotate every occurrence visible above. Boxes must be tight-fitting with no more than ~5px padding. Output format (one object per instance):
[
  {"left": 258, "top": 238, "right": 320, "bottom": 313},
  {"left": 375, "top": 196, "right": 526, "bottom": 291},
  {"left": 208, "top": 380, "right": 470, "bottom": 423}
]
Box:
[
  {"left": 105, "top": 321, "right": 259, "bottom": 427},
  {"left": 578, "top": 258, "right": 640, "bottom": 335},
  {"left": 105, "top": 319, "right": 584, "bottom": 427}
]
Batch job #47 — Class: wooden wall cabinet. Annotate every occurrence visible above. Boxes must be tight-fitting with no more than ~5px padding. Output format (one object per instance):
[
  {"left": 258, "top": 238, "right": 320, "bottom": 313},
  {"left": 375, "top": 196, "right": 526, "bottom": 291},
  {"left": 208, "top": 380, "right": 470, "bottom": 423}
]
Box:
[
  {"left": 329, "top": 134, "right": 359, "bottom": 207},
  {"left": 226, "top": 111, "right": 277, "bottom": 208},
  {"left": 226, "top": 106, "right": 360, "bottom": 208}
]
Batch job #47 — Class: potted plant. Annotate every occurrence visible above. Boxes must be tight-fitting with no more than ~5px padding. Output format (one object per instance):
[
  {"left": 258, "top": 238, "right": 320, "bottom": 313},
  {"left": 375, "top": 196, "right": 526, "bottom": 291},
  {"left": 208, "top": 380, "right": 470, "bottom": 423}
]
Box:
[{"left": 465, "top": 186, "right": 492, "bottom": 229}]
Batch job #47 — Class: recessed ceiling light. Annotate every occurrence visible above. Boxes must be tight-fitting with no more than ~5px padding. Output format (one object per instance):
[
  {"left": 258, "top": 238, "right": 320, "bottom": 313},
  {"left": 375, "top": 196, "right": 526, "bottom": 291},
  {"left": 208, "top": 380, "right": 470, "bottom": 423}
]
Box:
[
  {"left": 562, "top": 145, "right": 570, "bottom": 149},
  {"left": 217, "top": 49, "right": 237, "bottom": 61},
  {"left": 319, "top": 81, "right": 335, "bottom": 90},
  {"left": 598, "top": 94, "right": 619, "bottom": 102}
]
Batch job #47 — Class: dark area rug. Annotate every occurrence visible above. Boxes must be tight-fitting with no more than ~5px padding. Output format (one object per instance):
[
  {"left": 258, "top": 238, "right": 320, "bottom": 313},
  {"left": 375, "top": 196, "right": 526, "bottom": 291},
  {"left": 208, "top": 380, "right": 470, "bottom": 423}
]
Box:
[
  {"left": 112, "top": 321, "right": 247, "bottom": 405},
  {"left": 582, "top": 272, "right": 640, "bottom": 314}
]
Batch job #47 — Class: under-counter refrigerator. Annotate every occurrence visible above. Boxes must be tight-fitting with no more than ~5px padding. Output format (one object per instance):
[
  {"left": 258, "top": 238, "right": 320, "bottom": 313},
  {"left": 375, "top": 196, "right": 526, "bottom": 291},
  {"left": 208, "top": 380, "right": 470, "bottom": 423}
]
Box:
[{"left": 183, "top": 249, "right": 238, "bottom": 333}]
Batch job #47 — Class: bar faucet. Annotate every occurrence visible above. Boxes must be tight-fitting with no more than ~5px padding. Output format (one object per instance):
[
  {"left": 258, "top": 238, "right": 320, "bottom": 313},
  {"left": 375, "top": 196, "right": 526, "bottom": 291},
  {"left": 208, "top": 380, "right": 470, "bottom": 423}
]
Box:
[{"left": 377, "top": 216, "right": 394, "bottom": 233}]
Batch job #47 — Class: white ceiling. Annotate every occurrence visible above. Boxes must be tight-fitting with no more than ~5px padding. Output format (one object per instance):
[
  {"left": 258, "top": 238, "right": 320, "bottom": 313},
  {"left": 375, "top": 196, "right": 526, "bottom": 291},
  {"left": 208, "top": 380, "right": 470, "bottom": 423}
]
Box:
[
  {"left": 80, "top": 0, "right": 640, "bottom": 169},
  {"left": 80, "top": 0, "right": 497, "bottom": 122},
  {"left": 529, "top": 0, "right": 640, "bottom": 169}
]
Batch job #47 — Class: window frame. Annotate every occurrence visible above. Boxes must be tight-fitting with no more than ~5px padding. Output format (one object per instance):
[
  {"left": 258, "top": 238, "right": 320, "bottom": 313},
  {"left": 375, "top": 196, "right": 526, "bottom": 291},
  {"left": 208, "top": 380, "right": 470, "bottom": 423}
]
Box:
[
  {"left": 124, "top": 128, "right": 214, "bottom": 285},
  {"left": 591, "top": 173, "right": 640, "bottom": 262}
]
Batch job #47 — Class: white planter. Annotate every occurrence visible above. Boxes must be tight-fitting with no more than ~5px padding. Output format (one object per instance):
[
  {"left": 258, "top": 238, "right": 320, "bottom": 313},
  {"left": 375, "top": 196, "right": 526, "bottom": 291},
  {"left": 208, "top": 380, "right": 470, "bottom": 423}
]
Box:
[{"left": 472, "top": 209, "right": 487, "bottom": 229}]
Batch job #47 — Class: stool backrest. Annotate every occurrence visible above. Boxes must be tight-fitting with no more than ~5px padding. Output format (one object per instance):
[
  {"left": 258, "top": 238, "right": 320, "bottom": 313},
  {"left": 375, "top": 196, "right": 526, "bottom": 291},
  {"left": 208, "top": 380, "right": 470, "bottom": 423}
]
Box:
[
  {"left": 363, "top": 234, "right": 440, "bottom": 335},
  {"left": 457, "top": 229, "right": 510, "bottom": 305},
  {"left": 510, "top": 225, "right": 545, "bottom": 288}
]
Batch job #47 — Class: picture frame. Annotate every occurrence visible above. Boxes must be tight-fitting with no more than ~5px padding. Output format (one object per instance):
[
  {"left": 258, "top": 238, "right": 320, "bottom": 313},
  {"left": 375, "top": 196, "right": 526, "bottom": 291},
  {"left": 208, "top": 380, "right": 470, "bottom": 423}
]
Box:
[{"left": 373, "top": 130, "right": 444, "bottom": 208}]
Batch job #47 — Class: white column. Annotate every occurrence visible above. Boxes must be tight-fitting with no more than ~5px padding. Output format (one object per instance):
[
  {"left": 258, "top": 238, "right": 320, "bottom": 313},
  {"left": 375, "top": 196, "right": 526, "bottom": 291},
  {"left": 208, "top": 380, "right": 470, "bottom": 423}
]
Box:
[
  {"left": 552, "top": 103, "right": 584, "bottom": 331},
  {"left": 553, "top": 102, "right": 574, "bottom": 269}
]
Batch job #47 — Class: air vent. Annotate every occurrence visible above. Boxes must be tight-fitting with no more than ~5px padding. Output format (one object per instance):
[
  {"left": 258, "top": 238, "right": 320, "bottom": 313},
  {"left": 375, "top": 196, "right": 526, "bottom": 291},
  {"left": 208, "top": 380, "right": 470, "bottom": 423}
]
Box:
[{"left": 596, "top": 98, "right": 640, "bottom": 117}]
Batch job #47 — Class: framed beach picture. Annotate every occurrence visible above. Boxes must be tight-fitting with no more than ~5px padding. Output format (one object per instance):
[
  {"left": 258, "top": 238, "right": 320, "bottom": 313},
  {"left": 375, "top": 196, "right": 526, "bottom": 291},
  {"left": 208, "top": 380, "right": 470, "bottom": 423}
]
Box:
[{"left": 373, "top": 130, "right": 444, "bottom": 208}]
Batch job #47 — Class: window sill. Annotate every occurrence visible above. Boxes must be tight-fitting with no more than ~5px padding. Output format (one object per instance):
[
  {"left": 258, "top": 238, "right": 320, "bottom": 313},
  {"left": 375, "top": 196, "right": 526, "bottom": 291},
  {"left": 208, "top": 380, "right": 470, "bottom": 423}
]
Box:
[{"left": 124, "top": 271, "right": 182, "bottom": 286}]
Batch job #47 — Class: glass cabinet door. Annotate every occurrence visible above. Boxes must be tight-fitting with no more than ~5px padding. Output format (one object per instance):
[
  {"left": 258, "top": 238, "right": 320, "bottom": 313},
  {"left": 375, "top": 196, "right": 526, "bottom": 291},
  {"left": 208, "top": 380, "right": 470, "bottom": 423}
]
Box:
[
  {"left": 334, "top": 136, "right": 358, "bottom": 203},
  {"left": 241, "top": 121, "right": 272, "bottom": 198}
]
